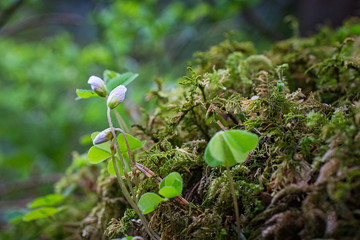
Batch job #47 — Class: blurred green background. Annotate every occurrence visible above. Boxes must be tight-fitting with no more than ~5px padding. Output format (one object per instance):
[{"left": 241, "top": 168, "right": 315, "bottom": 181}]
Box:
[{"left": 0, "top": 0, "right": 358, "bottom": 235}]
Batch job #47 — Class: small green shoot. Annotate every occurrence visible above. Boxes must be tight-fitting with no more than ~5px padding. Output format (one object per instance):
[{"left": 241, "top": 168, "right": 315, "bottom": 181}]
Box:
[
  {"left": 138, "top": 172, "right": 183, "bottom": 214},
  {"left": 159, "top": 172, "right": 183, "bottom": 198},
  {"left": 204, "top": 129, "right": 258, "bottom": 240},
  {"left": 79, "top": 71, "right": 160, "bottom": 239}
]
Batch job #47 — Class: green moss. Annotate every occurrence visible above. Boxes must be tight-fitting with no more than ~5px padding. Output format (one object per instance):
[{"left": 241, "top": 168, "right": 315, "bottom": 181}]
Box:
[{"left": 132, "top": 18, "right": 360, "bottom": 239}]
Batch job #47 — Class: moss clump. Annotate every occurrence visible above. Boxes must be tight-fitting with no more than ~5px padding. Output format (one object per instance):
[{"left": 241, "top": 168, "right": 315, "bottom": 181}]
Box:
[{"left": 131, "top": 18, "right": 360, "bottom": 239}]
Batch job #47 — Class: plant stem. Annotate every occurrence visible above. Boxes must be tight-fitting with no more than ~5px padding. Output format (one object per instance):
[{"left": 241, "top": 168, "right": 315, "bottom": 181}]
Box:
[
  {"left": 225, "top": 162, "right": 244, "bottom": 240},
  {"left": 107, "top": 107, "right": 159, "bottom": 240},
  {"left": 115, "top": 126, "right": 139, "bottom": 187},
  {"left": 107, "top": 107, "right": 135, "bottom": 199},
  {"left": 110, "top": 144, "right": 159, "bottom": 240}
]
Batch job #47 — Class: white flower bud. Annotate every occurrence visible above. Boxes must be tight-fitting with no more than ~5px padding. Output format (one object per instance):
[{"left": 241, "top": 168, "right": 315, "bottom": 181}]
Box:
[
  {"left": 107, "top": 85, "right": 127, "bottom": 109},
  {"left": 88, "top": 76, "right": 107, "bottom": 97},
  {"left": 93, "top": 128, "right": 113, "bottom": 145}
]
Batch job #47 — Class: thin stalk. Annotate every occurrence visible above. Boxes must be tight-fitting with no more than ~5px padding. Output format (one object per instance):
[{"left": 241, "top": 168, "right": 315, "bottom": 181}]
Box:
[
  {"left": 225, "top": 162, "right": 244, "bottom": 240},
  {"left": 115, "top": 126, "right": 139, "bottom": 187},
  {"left": 107, "top": 107, "right": 160, "bottom": 240},
  {"left": 107, "top": 107, "right": 135, "bottom": 199},
  {"left": 110, "top": 144, "right": 159, "bottom": 240}
]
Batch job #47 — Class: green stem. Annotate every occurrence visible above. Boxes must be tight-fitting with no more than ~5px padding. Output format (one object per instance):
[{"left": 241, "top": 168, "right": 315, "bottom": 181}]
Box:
[
  {"left": 110, "top": 143, "right": 159, "bottom": 240},
  {"left": 114, "top": 126, "right": 139, "bottom": 187},
  {"left": 107, "top": 107, "right": 135, "bottom": 199},
  {"left": 225, "top": 162, "right": 244, "bottom": 240},
  {"left": 107, "top": 108, "right": 159, "bottom": 240}
]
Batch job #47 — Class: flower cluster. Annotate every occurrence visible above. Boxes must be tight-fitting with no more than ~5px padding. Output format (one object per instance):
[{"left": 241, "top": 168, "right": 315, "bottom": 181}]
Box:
[{"left": 87, "top": 75, "right": 127, "bottom": 109}]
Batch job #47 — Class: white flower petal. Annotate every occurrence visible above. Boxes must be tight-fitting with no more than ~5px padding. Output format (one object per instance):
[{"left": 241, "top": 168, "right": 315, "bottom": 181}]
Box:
[{"left": 107, "top": 85, "right": 127, "bottom": 109}]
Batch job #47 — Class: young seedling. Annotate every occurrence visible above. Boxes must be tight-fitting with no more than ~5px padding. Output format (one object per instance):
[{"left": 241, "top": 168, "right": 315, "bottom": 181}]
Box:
[
  {"left": 204, "top": 130, "right": 258, "bottom": 240},
  {"left": 138, "top": 172, "right": 183, "bottom": 213},
  {"left": 77, "top": 70, "right": 160, "bottom": 240},
  {"left": 138, "top": 172, "right": 183, "bottom": 234}
]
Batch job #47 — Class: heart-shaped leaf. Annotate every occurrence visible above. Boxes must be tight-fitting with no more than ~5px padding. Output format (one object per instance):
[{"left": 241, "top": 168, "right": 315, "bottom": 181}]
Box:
[
  {"left": 23, "top": 207, "right": 61, "bottom": 222},
  {"left": 204, "top": 130, "right": 258, "bottom": 167},
  {"left": 29, "top": 194, "right": 64, "bottom": 209},
  {"left": 138, "top": 192, "right": 165, "bottom": 214},
  {"left": 117, "top": 133, "right": 145, "bottom": 152},
  {"left": 204, "top": 145, "right": 222, "bottom": 167},
  {"left": 159, "top": 172, "right": 183, "bottom": 198},
  {"left": 88, "top": 146, "right": 111, "bottom": 164}
]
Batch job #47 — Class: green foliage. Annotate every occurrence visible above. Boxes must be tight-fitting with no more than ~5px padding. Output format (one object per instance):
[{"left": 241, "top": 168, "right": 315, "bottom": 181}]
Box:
[
  {"left": 75, "top": 89, "right": 99, "bottom": 99},
  {"left": 7, "top": 193, "right": 66, "bottom": 224},
  {"left": 204, "top": 130, "right": 259, "bottom": 167},
  {"left": 159, "top": 172, "right": 183, "bottom": 198},
  {"left": 23, "top": 207, "right": 62, "bottom": 222},
  {"left": 96, "top": 0, "right": 259, "bottom": 60},
  {"left": 116, "top": 133, "right": 146, "bottom": 152},
  {"left": 88, "top": 146, "right": 112, "bottom": 164},
  {"left": 88, "top": 128, "right": 144, "bottom": 177},
  {"left": 138, "top": 192, "right": 165, "bottom": 214},
  {"left": 138, "top": 172, "right": 183, "bottom": 214},
  {"left": 104, "top": 71, "right": 139, "bottom": 92},
  {"left": 28, "top": 194, "right": 64, "bottom": 209}
]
